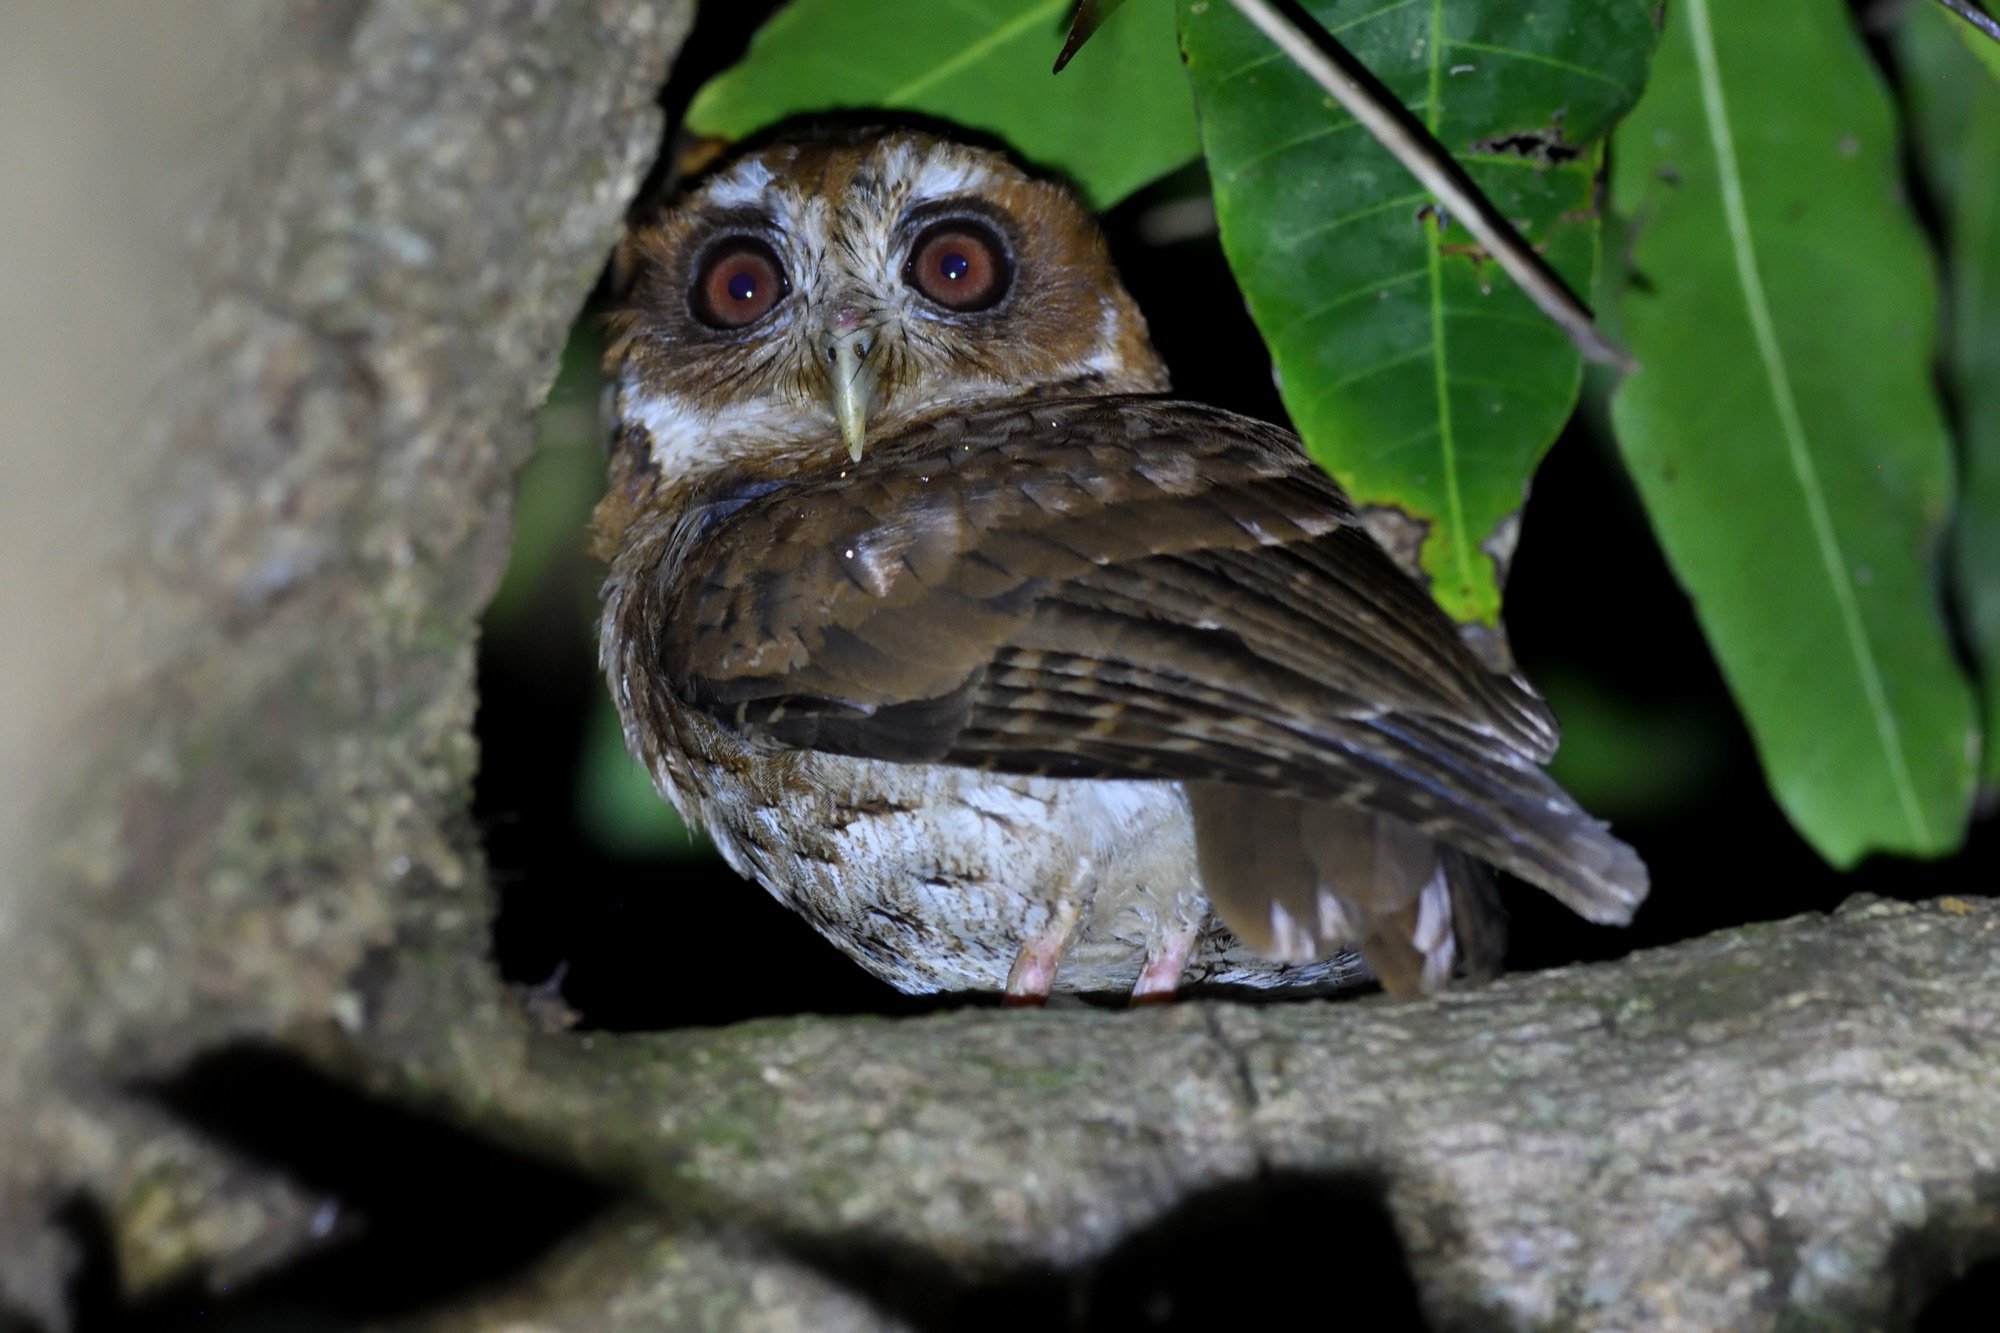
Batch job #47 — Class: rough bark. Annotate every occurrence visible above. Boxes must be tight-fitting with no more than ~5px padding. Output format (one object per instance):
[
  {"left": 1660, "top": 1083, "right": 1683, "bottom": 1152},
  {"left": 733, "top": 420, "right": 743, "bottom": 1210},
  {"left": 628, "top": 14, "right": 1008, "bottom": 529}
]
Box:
[
  {"left": 372, "top": 896, "right": 2000, "bottom": 1332},
  {"left": 1, "top": 1, "right": 691, "bottom": 1324},
  {"left": 4, "top": 4, "right": 1996, "bottom": 1331}
]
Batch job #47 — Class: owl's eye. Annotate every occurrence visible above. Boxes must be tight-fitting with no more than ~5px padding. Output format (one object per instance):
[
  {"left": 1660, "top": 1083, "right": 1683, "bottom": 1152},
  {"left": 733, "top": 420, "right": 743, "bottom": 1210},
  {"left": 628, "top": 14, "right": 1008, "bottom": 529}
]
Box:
[
  {"left": 692, "top": 238, "right": 789, "bottom": 329},
  {"left": 904, "top": 219, "right": 1011, "bottom": 313}
]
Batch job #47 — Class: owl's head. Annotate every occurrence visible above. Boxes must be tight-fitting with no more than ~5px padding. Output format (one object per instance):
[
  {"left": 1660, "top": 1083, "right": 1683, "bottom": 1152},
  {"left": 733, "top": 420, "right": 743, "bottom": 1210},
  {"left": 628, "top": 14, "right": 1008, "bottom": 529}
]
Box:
[{"left": 606, "top": 128, "right": 1169, "bottom": 485}]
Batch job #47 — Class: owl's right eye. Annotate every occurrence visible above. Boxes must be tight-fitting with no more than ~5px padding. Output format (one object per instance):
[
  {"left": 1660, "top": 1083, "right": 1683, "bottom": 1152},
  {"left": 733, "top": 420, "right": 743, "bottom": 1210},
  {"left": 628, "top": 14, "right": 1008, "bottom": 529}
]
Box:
[{"left": 691, "top": 238, "right": 789, "bottom": 329}]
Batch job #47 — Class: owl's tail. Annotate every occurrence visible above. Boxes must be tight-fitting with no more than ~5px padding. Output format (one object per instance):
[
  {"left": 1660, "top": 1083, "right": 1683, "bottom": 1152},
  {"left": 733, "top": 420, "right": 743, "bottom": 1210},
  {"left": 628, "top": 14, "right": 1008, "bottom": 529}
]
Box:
[{"left": 1189, "top": 788, "right": 1508, "bottom": 997}]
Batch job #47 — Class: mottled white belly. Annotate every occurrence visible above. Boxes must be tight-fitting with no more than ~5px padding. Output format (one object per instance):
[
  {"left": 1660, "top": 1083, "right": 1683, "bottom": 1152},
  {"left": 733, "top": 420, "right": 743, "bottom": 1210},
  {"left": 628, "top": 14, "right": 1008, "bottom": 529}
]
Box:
[{"left": 657, "top": 713, "right": 1363, "bottom": 996}]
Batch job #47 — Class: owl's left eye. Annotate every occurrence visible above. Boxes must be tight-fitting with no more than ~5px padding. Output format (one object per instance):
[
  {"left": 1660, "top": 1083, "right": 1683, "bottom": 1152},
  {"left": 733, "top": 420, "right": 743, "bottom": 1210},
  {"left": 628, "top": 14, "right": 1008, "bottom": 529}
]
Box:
[
  {"left": 692, "top": 238, "right": 789, "bottom": 329},
  {"left": 904, "top": 219, "right": 1011, "bottom": 313}
]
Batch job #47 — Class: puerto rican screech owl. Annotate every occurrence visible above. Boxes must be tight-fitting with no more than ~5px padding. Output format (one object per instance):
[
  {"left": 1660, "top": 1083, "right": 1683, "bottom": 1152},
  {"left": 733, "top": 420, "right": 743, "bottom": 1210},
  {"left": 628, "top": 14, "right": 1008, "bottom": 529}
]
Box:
[{"left": 593, "top": 126, "right": 1648, "bottom": 1003}]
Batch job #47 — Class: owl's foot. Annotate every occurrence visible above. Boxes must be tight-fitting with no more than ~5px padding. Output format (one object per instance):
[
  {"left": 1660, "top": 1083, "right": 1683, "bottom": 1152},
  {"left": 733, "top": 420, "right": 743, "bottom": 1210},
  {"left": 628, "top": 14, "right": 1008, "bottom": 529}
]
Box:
[
  {"left": 1128, "top": 922, "right": 1199, "bottom": 1004},
  {"left": 1004, "top": 900, "right": 1084, "bottom": 1005}
]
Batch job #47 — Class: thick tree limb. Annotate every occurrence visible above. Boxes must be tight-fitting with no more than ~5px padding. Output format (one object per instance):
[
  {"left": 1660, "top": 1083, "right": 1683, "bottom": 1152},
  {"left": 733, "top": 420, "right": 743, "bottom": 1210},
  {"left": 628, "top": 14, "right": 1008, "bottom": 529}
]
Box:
[
  {"left": 361, "top": 896, "right": 1999, "bottom": 1331},
  {"left": 1, "top": 2, "right": 689, "bottom": 1325}
]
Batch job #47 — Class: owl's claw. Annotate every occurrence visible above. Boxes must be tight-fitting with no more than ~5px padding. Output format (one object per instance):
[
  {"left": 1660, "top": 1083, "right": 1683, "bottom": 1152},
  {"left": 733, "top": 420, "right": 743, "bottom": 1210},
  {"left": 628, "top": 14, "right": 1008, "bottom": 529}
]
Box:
[
  {"left": 1128, "top": 922, "right": 1199, "bottom": 1004},
  {"left": 1004, "top": 900, "right": 1084, "bottom": 1005}
]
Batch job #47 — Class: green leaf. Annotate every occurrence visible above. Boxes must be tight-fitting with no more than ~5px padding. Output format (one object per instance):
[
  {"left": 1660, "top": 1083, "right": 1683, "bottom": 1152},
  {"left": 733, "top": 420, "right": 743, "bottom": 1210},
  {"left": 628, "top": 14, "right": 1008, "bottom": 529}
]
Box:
[
  {"left": 1177, "top": 0, "right": 1659, "bottom": 623},
  {"left": 1608, "top": 0, "right": 1978, "bottom": 862},
  {"left": 1537, "top": 669, "right": 1727, "bottom": 820},
  {"left": 685, "top": 0, "right": 1199, "bottom": 209},
  {"left": 1902, "top": 1, "right": 2000, "bottom": 791},
  {"left": 577, "top": 689, "right": 715, "bottom": 860},
  {"left": 487, "top": 326, "right": 607, "bottom": 636}
]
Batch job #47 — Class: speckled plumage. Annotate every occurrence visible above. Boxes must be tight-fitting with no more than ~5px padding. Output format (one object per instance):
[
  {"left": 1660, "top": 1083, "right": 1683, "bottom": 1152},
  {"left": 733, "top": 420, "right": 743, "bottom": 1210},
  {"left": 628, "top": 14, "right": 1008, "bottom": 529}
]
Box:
[{"left": 594, "top": 128, "right": 1647, "bottom": 1000}]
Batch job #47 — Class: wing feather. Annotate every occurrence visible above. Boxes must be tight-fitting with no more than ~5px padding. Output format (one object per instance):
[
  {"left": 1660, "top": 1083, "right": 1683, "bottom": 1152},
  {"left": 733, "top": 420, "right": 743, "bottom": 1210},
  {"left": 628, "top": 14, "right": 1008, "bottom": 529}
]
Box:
[{"left": 644, "top": 396, "right": 1643, "bottom": 920}]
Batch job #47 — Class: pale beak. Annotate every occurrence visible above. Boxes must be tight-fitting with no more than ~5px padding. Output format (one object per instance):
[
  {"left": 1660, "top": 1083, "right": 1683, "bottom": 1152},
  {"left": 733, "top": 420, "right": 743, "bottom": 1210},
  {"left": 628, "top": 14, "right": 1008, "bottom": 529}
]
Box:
[{"left": 824, "top": 329, "right": 878, "bottom": 462}]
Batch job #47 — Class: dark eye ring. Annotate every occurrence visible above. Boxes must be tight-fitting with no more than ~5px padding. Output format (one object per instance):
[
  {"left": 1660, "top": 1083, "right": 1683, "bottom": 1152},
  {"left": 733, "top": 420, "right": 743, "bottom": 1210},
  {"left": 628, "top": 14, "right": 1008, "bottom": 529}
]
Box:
[
  {"left": 904, "top": 218, "right": 1011, "bottom": 313},
  {"left": 691, "top": 237, "right": 789, "bottom": 329}
]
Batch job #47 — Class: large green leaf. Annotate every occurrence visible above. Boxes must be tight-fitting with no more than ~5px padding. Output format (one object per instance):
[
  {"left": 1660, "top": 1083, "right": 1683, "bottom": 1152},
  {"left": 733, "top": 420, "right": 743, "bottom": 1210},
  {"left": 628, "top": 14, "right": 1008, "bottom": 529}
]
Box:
[
  {"left": 1177, "top": 0, "right": 1659, "bottom": 624},
  {"left": 1609, "top": 0, "right": 1978, "bottom": 862},
  {"left": 1902, "top": 3, "right": 2000, "bottom": 792},
  {"left": 578, "top": 689, "right": 713, "bottom": 860},
  {"left": 685, "top": 0, "right": 1198, "bottom": 208}
]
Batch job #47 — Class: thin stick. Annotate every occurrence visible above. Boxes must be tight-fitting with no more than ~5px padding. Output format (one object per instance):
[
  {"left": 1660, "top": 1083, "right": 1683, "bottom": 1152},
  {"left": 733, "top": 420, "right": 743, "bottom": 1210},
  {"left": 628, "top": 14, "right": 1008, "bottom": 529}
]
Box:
[
  {"left": 1226, "top": 0, "right": 1636, "bottom": 372},
  {"left": 1936, "top": 0, "right": 2000, "bottom": 47}
]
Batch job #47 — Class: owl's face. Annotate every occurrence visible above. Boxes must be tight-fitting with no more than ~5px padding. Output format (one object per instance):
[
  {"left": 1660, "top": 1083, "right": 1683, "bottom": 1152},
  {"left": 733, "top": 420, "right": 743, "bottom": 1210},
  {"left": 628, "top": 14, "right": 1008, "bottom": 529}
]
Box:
[{"left": 607, "top": 130, "right": 1169, "bottom": 483}]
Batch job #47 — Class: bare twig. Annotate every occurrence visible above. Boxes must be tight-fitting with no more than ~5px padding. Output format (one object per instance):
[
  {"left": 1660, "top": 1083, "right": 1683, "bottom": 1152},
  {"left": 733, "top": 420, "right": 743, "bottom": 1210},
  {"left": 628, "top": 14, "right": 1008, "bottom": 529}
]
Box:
[
  {"left": 1936, "top": 0, "right": 2000, "bottom": 47},
  {"left": 1054, "top": 0, "right": 1107, "bottom": 74},
  {"left": 1226, "top": 0, "right": 1636, "bottom": 372}
]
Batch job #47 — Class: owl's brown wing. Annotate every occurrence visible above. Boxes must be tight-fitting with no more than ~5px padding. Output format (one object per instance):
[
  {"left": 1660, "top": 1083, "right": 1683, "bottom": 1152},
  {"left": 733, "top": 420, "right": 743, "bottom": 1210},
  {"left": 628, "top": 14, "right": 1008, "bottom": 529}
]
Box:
[{"left": 643, "top": 395, "right": 1645, "bottom": 926}]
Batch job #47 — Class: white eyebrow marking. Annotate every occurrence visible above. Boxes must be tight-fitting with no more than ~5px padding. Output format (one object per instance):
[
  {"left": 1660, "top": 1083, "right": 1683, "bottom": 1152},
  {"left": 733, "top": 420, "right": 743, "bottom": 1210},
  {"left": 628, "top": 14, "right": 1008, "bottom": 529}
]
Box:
[
  {"left": 873, "top": 138, "right": 1004, "bottom": 207},
  {"left": 702, "top": 158, "right": 776, "bottom": 210},
  {"left": 909, "top": 155, "right": 988, "bottom": 201}
]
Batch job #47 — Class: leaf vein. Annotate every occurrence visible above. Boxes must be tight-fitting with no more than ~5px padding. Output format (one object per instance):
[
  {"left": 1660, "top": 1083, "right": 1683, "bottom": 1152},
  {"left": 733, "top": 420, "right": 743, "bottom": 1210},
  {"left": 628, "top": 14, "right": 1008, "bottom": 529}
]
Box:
[
  {"left": 1207, "top": 48, "right": 1287, "bottom": 87},
  {"left": 1306, "top": 346, "right": 1433, "bottom": 403},
  {"left": 1269, "top": 191, "right": 1428, "bottom": 249},
  {"left": 1331, "top": 0, "right": 1424, "bottom": 36},
  {"left": 1265, "top": 267, "right": 1428, "bottom": 341},
  {"left": 1684, "top": 0, "right": 1930, "bottom": 841},
  {"left": 1427, "top": 0, "right": 1476, "bottom": 614},
  {"left": 1445, "top": 39, "right": 1631, "bottom": 95},
  {"left": 881, "top": 0, "right": 1069, "bottom": 105},
  {"left": 1219, "top": 116, "right": 1368, "bottom": 179}
]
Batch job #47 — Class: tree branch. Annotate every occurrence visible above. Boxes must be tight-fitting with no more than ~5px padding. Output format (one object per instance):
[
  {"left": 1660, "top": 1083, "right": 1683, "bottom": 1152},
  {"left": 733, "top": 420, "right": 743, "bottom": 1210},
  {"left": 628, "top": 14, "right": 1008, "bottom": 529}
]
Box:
[
  {"left": 1937, "top": 0, "right": 2000, "bottom": 48},
  {"left": 361, "top": 896, "right": 2000, "bottom": 1330}
]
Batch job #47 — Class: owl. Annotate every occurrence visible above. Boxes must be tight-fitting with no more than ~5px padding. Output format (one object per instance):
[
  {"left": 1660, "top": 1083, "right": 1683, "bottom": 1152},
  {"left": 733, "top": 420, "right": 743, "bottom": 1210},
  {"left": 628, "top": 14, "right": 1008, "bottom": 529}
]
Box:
[{"left": 593, "top": 127, "right": 1647, "bottom": 1002}]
